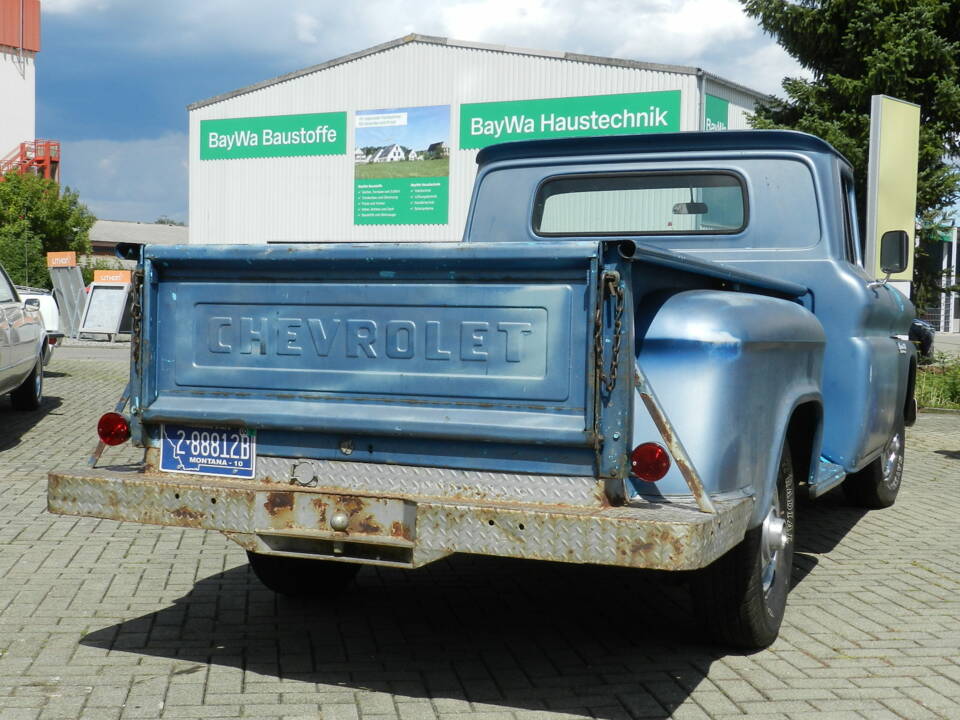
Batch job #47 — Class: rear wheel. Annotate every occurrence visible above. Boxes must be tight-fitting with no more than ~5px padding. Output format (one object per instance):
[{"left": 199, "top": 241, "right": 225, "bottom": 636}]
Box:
[
  {"left": 246, "top": 551, "right": 359, "bottom": 597},
  {"left": 843, "top": 420, "right": 904, "bottom": 509},
  {"left": 10, "top": 356, "right": 43, "bottom": 411},
  {"left": 692, "top": 442, "right": 796, "bottom": 649}
]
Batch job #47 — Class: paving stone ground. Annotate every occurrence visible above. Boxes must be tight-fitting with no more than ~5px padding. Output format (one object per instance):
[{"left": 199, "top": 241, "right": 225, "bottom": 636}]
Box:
[{"left": 1, "top": 347, "right": 959, "bottom": 720}]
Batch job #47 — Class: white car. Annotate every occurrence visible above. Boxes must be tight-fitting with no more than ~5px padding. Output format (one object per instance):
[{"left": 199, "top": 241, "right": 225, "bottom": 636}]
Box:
[
  {"left": 1, "top": 267, "right": 46, "bottom": 410},
  {"left": 15, "top": 285, "right": 64, "bottom": 365}
]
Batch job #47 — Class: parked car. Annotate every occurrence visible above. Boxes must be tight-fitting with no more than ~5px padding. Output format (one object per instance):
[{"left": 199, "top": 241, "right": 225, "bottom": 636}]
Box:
[
  {"left": 16, "top": 286, "right": 64, "bottom": 365},
  {"left": 909, "top": 318, "right": 935, "bottom": 359},
  {"left": 1, "top": 266, "right": 46, "bottom": 409}
]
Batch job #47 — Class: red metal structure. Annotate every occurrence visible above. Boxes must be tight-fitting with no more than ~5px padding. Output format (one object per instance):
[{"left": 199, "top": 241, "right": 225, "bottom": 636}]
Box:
[{"left": 0, "top": 140, "right": 60, "bottom": 181}]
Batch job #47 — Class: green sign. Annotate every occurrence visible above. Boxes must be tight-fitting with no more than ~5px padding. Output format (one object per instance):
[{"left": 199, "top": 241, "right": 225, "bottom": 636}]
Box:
[
  {"left": 201, "top": 112, "right": 346, "bottom": 159},
  {"left": 705, "top": 94, "right": 729, "bottom": 131},
  {"left": 459, "top": 90, "right": 681, "bottom": 150},
  {"left": 354, "top": 177, "right": 449, "bottom": 225}
]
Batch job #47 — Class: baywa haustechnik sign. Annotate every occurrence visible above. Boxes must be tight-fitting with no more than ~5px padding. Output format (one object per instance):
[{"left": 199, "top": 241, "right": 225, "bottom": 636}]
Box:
[{"left": 199, "top": 90, "right": 699, "bottom": 226}]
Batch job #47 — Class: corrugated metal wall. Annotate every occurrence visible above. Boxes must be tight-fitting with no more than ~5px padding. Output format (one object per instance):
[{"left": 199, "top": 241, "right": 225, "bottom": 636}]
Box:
[{"left": 189, "top": 42, "right": 717, "bottom": 244}]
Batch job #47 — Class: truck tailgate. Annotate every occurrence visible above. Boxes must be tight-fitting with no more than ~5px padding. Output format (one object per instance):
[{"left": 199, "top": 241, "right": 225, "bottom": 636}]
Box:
[{"left": 137, "top": 242, "right": 598, "bottom": 455}]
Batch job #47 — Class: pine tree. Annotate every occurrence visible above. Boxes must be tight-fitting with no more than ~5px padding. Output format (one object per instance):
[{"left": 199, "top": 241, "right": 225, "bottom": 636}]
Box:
[{"left": 742, "top": 0, "right": 960, "bottom": 311}]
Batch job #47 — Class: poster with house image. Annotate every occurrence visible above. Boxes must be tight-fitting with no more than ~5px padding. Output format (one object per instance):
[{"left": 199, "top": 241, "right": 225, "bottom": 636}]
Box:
[{"left": 354, "top": 104, "right": 450, "bottom": 225}]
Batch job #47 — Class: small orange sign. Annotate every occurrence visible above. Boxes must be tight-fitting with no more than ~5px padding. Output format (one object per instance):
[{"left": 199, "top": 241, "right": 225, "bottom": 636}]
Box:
[
  {"left": 93, "top": 270, "right": 132, "bottom": 284},
  {"left": 46, "top": 251, "right": 77, "bottom": 267}
]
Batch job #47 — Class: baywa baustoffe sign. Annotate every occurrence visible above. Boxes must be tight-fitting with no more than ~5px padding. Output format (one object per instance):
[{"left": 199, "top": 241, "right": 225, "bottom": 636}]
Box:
[
  {"left": 459, "top": 90, "right": 681, "bottom": 150},
  {"left": 201, "top": 112, "right": 347, "bottom": 159}
]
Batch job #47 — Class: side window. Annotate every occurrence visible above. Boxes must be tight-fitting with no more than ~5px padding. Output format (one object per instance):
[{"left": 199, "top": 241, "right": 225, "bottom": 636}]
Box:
[
  {"left": 840, "top": 174, "right": 862, "bottom": 266},
  {"left": 0, "top": 269, "right": 15, "bottom": 303}
]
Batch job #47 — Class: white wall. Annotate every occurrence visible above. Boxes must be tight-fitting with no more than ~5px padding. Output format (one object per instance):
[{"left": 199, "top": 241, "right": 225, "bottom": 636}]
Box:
[
  {"left": 189, "top": 41, "right": 704, "bottom": 244},
  {"left": 0, "top": 46, "right": 35, "bottom": 158}
]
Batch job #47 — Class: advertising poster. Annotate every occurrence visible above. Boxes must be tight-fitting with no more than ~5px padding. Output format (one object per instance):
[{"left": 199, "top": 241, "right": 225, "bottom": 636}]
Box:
[
  {"left": 354, "top": 105, "right": 450, "bottom": 225},
  {"left": 460, "top": 90, "right": 681, "bottom": 150}
]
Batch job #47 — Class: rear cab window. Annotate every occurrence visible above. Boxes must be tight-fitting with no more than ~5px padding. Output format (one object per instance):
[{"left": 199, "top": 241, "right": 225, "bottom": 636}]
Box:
[{"left": 533, "top": 172, "right": 747, "bottom": 236}]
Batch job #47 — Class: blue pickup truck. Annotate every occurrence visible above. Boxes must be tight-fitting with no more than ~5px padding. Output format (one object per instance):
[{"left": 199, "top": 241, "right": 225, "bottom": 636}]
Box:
[{"left": 48, "top": 130, "right": 916, "bottom": 648}]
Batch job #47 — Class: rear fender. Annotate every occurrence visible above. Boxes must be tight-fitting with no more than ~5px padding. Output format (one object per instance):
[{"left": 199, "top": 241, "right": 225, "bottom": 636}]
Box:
[{"left": 628, "top": 289, "right": 825, "bottom": 527}]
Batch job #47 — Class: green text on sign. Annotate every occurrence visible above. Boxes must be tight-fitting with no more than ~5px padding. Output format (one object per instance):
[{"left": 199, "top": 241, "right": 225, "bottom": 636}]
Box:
[
  {"left": 201, "top": 112, "right": 347, "bottom": 159},
  {"left": 354, "top": 177, "right": 449, "bottom": 225},
  {"left": 459, "top": 90, "right": 681, "bottom": 150}
]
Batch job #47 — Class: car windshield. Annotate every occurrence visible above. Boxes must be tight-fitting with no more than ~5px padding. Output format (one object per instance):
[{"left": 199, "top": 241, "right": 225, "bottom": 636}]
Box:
[{"left": 533, "top": 172, "right": 746, "bottom": 236}]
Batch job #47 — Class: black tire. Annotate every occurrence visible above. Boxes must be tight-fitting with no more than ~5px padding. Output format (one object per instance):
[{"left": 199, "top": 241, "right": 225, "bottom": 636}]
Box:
[
  {"left": 246, "top": 551, "right": 359, "bottom": 597},
  {"left": 843, "top": 420, "right": 904, "bottom": 509},
  {"left": 692, "top": 442, "right": 796, "bottom": 649},
  {"left": 10, "top": 356, "right": 43, "bottom": 411}
]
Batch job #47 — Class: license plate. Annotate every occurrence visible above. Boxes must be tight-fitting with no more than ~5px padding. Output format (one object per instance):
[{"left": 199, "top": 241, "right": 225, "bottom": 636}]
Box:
[{"left": 160, "top": 424, "right": 256, "bottom": 479}]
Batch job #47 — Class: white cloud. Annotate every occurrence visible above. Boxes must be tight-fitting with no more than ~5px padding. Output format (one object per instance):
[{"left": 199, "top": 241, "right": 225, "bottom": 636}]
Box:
[
  {"left": 294, "top": 13, "right": 320, "bottom": 45},
  {"left": 79, "top": 0, "right": 803, "bottom": 93},
  {"left": 61, "top": 134, "right": 188, "bottom": 223}
]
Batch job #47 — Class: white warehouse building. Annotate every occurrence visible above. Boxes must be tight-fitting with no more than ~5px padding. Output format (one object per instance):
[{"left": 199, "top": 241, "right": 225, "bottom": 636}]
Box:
[{"left": 188, "top": 34, "right": 768, "bottom": 245}]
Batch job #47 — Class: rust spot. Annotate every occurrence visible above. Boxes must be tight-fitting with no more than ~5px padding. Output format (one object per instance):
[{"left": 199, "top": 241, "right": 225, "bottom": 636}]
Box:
[
  {"left": 311, "top": 497, "right": 327, "bottom": 524},
  {"left": 390, "top": 521, "right": 413, "bottom": 541},
  {"left": 338, "top": 496, "right": 365, "bottom": 515},
  {"left": 264, "top": 492, "right": 294, "bottom": 516},
  {"left": 171, "top": 506, "right": 205, "bottom": 523},
  {"left": 593, "top": 481, "right": 613, "bottom": 508},
  {"left": 354, "top": 514, "right": 382, "bottom": 534}
]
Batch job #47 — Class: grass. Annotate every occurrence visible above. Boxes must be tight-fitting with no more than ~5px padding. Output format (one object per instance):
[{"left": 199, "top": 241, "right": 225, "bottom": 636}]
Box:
[
  {"left": 355, "top": 157, "right": 449, "bottom": 180},
  {"left": 916, "top": 352, "right": 960, "bottom": 409}
]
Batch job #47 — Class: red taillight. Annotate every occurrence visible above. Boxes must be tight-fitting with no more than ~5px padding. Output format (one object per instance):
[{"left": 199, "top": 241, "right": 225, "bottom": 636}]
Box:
[
  {"left": 97, "top": 412, "right": 130, "bottom": 446},
  {"left": 630, "top": 442, "right": 670, "bottom": 482},
  {"left": 48, "top": 336, "right": 57, "bottom": 345}
]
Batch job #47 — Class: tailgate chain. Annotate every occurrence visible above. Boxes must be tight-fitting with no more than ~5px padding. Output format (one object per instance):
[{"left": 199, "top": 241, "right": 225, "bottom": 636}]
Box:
[{"left": 594, "top": 271, "right": 625, "bottom": 395}]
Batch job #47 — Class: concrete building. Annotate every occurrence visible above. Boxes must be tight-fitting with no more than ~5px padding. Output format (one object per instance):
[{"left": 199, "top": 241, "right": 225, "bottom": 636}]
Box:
[{"left": 188, "top": 34, "right": 767, "bottom": 245}]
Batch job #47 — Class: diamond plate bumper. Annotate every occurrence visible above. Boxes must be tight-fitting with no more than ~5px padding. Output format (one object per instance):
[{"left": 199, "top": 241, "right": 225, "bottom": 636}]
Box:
[{"left": 47, "top": 466, "right": 753, "bottom": 571}]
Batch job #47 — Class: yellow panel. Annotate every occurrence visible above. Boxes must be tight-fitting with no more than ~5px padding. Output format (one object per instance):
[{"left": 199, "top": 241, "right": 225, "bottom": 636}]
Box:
[{"left": 868, "top": 96, "right": 920, "bottom": 280}]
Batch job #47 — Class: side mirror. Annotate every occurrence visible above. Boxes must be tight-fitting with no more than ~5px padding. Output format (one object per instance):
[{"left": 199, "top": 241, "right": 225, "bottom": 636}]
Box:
[
  {"left": 868, "top": 230, "right": 910, "bottom": 289},
  {"left": 24, "top": 298, "right": 40, "bottom": 310},
  {"left": 879, "top": 230, "right": 909, "bottom": 274}
]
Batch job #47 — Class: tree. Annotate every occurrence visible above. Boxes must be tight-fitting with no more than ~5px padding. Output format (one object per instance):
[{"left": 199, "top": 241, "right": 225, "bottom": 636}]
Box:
[
  {"left": 741, "top": 0, "right": 960, "bottom": 312},
  {"left": 0, "top": 171, "right": 96, "bottom": 288},
  {"left": 154, "top": 216, "right": 186, "bottom": 226}
]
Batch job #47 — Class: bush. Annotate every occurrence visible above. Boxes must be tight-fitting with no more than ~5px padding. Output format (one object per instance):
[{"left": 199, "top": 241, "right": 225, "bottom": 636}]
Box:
[{"left": 916, "top": 353, "right": 960, "bottom": 409}]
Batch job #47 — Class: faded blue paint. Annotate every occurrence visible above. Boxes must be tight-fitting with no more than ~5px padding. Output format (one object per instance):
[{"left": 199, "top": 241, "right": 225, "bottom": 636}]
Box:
[
  {"left": 467, "top": 129, "right": 915, "bottom": 510},
  {"left": 125, "top": 130, "right": 914, "bottom": 529}
]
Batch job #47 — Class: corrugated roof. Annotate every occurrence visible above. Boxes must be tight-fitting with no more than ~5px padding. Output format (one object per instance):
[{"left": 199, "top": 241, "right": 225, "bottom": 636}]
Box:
[
  {"left": 188, "top": 33, "right": 769, "bottom": 111},
  {"left": 90, "top": 219, "right": 188, "bottom": 247}
]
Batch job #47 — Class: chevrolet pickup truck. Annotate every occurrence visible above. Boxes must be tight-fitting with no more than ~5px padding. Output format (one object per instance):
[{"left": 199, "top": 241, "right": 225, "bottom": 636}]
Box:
[{"left": 48, "top": 130, "right": 916, "bottom": 648}]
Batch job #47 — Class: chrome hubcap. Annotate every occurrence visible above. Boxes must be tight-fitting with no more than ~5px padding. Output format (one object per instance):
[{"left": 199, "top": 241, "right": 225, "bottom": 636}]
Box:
[
  {"left": 760, "top": 497, "right": 789, "bottom": 594},
  {"left": 882, "top": 432, "right": 902, "bottom": 488}
]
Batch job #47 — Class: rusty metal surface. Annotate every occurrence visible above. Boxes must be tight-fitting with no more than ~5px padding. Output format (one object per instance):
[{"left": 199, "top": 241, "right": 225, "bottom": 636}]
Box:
[
  {"left": 636, "top": 371, "right": 717, "bottom": 514},
  {"left": 48, "top": 466, "right": 752, "bottom": 571},
  {"left": 253, "top": 456, "right": 609, "bottom": 508}
]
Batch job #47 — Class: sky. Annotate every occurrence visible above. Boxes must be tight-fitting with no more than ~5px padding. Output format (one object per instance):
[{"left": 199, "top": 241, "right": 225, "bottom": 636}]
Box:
[{"left": 36, "top": 0, "right": 808, "bottom": 225}]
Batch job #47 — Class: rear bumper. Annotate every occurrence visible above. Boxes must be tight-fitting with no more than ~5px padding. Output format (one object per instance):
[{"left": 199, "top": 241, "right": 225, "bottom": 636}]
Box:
[{"left": 47, "top": 467, "right": 752, "bottom": 571}]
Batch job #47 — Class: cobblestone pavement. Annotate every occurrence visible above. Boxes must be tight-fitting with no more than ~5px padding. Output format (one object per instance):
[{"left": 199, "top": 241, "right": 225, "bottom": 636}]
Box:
[{"left": 1, "top": 349, "right": 959, "bottom": 720}]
